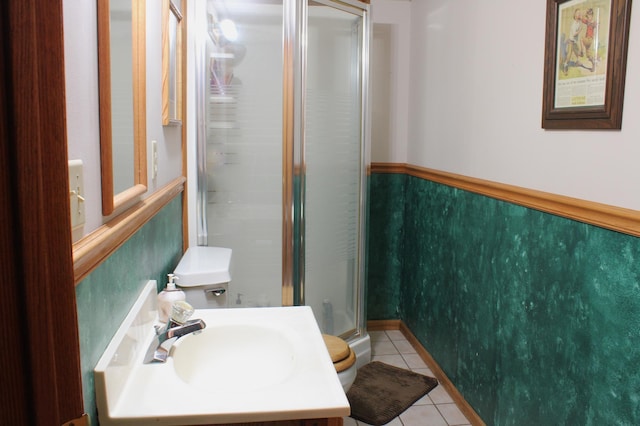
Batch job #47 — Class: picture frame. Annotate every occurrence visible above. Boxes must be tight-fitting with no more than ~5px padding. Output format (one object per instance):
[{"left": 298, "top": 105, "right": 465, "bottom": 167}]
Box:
[{"left": 542, "top": 0, "right": 632, "bottom": 129}]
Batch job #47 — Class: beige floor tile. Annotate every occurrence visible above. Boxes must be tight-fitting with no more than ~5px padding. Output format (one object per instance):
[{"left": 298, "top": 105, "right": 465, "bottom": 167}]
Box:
[
  {"left": 410, "top": 367, "right": 436, "bottom": 378},
  {"left": 392, "top": 339, "right": 417, "bottom": 354},
  {"left": 354, "top": 417, "right": 403, "bottom": 426},
  {"left": 368, "top": 330, "right": 389, "bottom": 342},
  {"left": 385, "top": 330, "right": 406, "bottom": 341},
  {"left": 428, "top": 384, "right": 455, "bottom": 404},
  {"left": 372, "top": 339, "right": 399, "bottom": 356},
  {"left": 399, "top": 404, "right": 448, "bottom": 426},
  {"left": 412, "top": 392, "right": 434, "bottom": 406},
  {"left": 402, "top": 353, "right": 428, "bottom": 369},
  {"left": 371, "top": 354, "right": 408, "bottom": 369},
  {"left": 436, "top": 403, "right": 470, "bottom": 425}
]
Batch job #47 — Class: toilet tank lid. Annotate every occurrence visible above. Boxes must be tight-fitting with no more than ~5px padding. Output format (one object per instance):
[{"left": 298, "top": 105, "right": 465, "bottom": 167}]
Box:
[{"left": 174, "top": 246, "right": 232, "bottom": 287}]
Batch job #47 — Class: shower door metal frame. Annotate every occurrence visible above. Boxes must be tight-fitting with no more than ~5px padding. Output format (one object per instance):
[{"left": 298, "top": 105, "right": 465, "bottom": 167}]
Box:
[
  {"left": 194, "top": 2, "right": 209, "bottom": 246},
  {"left": 282, "top": 0, "right": 371, "bottom": 342},
  {"left": 282, "top": 0, "right": 307, "bottom": 307}
]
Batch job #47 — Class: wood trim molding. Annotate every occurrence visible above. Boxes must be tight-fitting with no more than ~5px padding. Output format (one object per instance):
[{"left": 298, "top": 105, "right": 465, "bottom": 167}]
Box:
[
  {"left": 133, "top": 0, "right": 148, "bottom": 189},
  {"left": 72, "top": 177, "right": 186, "bottom": 284},
  {"left": 161, "top": 0, "right": 170, "bottom": 124},
  {"left": 371, "top": 162, "right": 640, "bottom": 238},
  {"left": 368, "top": 320, "right": 485, "bottom": 426},
  {"left": 367, "top": 319, "right": 402, "bottom": 331},
  {"left": 98, "top": 0, "right": 148, "bottom": 216}
]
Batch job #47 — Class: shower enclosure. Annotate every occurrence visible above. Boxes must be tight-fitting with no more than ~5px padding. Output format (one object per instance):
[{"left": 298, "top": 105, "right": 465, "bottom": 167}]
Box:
[{"left": 189, "top": 0, "right": 370, "bottom": 360}]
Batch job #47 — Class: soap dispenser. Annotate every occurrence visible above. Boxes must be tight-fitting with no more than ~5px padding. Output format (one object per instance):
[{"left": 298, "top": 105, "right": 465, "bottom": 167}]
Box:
[{"left": 157, "top": 274, "right": 186, "bottom": 323}]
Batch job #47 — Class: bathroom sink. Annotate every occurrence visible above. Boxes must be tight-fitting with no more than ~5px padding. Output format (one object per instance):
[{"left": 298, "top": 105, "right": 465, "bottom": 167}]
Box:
[
  {"left": 171, "top": 323, "right": 296, "bottom": 393},
  {"left": 94, "top": 281, "right": 349, "bottom": 425}
]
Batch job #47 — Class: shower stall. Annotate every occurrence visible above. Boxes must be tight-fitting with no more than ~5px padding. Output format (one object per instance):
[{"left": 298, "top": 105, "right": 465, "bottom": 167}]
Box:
[{"left": 188, "top": 0, "right": 370, "bottom": 363}]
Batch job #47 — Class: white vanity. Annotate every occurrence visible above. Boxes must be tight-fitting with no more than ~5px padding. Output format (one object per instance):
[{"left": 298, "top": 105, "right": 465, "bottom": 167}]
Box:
[{"left": 94, "top": 281, "right": 349, "bottom": 425}]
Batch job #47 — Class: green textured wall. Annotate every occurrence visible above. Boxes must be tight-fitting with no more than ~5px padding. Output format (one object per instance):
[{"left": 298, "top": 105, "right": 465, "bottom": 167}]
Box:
[
  {"left": 75, "top": 198, "right": 183, "bottom": 424},
  {"left": 368, "top": 173, "right": 640, "bottom": 425},
  {"left": 367, "top": 173, "right": 407, "bottom": 319}
]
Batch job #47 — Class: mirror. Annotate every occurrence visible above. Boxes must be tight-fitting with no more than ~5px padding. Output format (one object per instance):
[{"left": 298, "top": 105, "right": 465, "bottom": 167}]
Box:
[
  {"left": 162, "top": 0, "right": 183, "bottom": 125},
  {"left": 98, "top": 0, "right": 147, "bottom": 216}
]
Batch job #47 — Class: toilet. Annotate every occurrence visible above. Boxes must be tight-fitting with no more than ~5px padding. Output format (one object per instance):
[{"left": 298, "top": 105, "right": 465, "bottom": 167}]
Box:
[
  {"left": 173, "top": 246, "right": 232, "bottom": 309},
  {"left": 322, "top": 334, "right": 357, "bottom": 392}
]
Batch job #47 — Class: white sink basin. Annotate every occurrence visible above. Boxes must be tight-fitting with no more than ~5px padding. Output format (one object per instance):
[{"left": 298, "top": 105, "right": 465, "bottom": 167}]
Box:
[
  {"left": 172, "top": 324, "right": 296, "bottom": 393},
  {"left": 94, "top": 281, "right": 349, "bottom": 425}
]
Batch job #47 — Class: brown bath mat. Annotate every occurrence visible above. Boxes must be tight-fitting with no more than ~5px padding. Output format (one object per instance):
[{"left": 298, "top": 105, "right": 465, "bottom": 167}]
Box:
[{"left": 346, "top": 361, "right": 438, "bottom": 425}]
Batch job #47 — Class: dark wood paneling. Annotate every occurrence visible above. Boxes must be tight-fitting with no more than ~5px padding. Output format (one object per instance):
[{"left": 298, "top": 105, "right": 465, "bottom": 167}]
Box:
[{"left": 2, "top": 0, "right": 84, "bottom": 423}]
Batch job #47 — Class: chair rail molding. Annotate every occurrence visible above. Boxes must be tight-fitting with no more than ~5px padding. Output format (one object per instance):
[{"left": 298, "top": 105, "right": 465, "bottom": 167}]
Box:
[{"left": 372, "top": 163, "right": 640, "bottom": 239}]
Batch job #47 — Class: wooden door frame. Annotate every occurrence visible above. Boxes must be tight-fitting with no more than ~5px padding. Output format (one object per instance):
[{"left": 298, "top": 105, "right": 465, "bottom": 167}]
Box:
[{"left": 1, "top": 0, "right": 84, "bottom": 424}]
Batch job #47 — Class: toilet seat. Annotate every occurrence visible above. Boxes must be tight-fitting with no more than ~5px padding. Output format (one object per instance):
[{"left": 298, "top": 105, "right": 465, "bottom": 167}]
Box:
[
  {"left": 322, "top": 334, "right": 356, "bottom": 373},
  {"left": 334, "top": 348, "right": 356, "bottom": 373}
]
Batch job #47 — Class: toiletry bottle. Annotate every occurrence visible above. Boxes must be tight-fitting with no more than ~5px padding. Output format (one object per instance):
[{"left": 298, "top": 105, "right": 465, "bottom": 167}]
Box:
[{"left": 157, "top": 274, "right": 186, "bottom": 323}]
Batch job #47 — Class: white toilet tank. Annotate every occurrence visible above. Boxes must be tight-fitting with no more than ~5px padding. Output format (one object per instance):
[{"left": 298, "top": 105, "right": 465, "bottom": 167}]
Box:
[{"left": 174, "top": 246, "right": 232, "bottom": 309}]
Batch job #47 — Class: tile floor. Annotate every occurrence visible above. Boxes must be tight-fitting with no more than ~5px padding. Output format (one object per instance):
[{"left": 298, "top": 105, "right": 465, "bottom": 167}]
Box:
[{"left": 343, "top": 330, "right": 472, "bottom": 426}]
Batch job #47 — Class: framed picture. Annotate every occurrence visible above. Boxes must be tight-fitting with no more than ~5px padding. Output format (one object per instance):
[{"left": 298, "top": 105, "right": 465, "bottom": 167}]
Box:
[{"left": 542, "top": 0, "right": 632, "bottom": 129}]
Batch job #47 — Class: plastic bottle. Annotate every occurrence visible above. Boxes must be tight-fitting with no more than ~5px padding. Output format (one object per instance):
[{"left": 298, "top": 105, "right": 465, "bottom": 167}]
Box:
[{"left": 157, "top": 274, "right": 186, "bottom": 323}]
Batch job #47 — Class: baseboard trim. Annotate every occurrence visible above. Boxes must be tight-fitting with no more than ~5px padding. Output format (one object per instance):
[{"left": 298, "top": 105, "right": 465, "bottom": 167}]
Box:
[
  {"left": 367, "top": 319, "right": 402, "bottom": 331},
  {"left": 368, "top": 320, "right": 486, "bottom": 426}
]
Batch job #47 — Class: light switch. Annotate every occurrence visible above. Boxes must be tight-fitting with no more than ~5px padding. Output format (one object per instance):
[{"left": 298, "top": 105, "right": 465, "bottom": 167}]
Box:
[{"left": 68, "top": 160, "right": 85, "bottom": 229}]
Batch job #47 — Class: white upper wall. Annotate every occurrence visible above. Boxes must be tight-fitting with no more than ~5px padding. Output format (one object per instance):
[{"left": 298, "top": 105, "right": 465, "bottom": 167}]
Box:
[
  {"left": 64, "top": 0, "right": 184, "bottom": 235},
  {"left": 64, "top": 0, "right": 102, "bottom": 232},
  {"left": 373, "top": 0, "right": 640, "bottom": 211},
  {"left": 66, "top": 0, "right": 640, "bottom": 218},
  {"left": 370, "top": 0, "right": 411, "bottom": 163}
]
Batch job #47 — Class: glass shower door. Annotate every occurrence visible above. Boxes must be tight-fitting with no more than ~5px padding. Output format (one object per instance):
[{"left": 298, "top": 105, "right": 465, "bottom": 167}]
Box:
[
  {"left": 203, "top": 0, "right": 284, "bottom": 308},
  {"left": 196, "top": 0, "right": 370, "bottom": 340},
  {"left": 304, "top": 2, "right": 367, "bottom": 338}
]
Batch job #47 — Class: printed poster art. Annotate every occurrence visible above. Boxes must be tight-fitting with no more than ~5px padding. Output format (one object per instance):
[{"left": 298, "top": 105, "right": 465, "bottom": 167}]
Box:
[{"left": 554, "top": 0, "right": 611, "bottom": 108}]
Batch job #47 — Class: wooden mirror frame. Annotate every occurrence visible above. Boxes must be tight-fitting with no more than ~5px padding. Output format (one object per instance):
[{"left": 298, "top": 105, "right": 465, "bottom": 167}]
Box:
[
  {"left": 98, "top": 0, "right": 148, "bottom": 216},
  {"left": 162, "top": 0, "right": 183, "bottom": 126}
]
